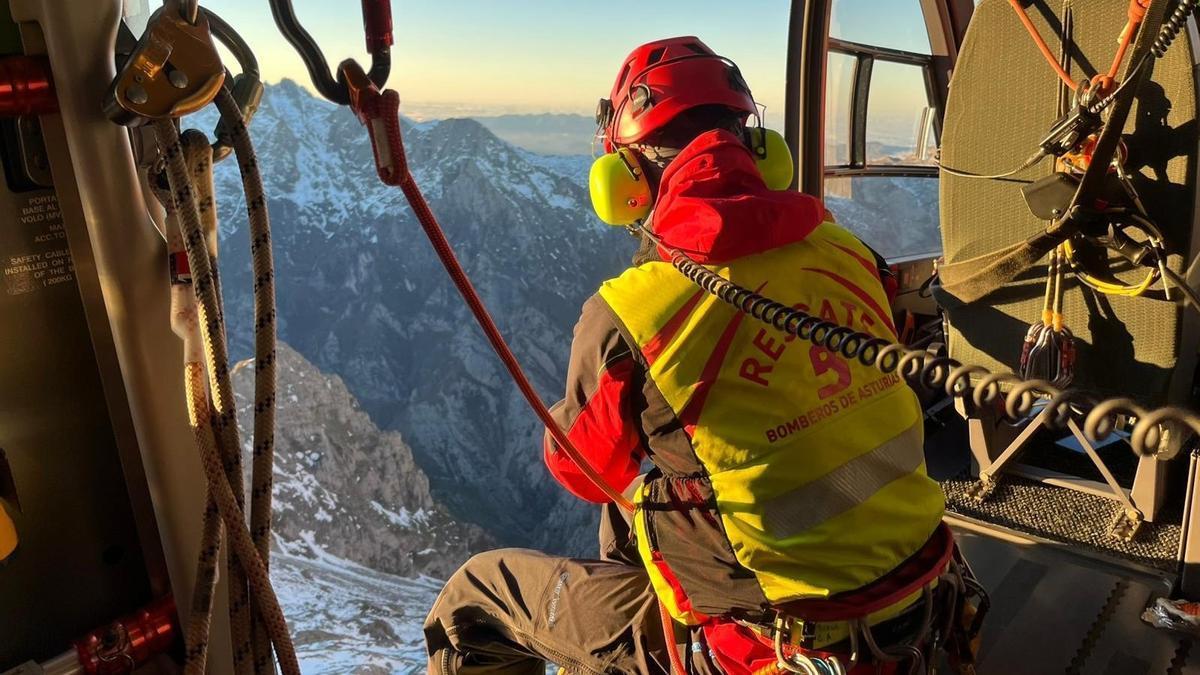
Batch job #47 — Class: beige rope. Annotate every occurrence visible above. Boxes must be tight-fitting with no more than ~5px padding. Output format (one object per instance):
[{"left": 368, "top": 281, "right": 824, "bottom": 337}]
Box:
[
  {"left": 155, "top": 118, "right": 300, "bottom": 675},
  {"left": 215, "top": 87, "right": 279, "bottom": 674},
  {"left": 181, "top": 130, "right": 256, "bottom": 675},
  {"left": 153, "top": 173, "right": 224, "bottom": 675}
]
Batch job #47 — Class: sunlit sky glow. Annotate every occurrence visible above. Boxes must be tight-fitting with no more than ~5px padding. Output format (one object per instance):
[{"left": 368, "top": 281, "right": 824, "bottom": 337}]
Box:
[{"left": 196, "top": 0, "right": 932, "bottom": 130}]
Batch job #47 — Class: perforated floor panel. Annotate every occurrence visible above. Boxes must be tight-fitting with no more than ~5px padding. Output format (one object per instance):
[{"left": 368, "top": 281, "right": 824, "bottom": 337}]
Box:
[{"left": 944, "top": 475, "right": 1181, "bottom": 570}]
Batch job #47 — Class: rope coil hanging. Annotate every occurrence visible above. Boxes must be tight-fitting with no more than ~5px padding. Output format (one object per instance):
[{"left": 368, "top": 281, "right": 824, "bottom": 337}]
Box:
[{"left": 150, "top": 96, "right": 298, "bottom": 675}]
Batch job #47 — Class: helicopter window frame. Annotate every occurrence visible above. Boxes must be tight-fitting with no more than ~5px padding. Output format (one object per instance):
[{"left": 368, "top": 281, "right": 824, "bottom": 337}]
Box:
[
  {"left": 823, "top": 38, "right": 940, "bottom": 178},
  {"left": 786, "top": 0, "right": 974, "bottom": 196}
]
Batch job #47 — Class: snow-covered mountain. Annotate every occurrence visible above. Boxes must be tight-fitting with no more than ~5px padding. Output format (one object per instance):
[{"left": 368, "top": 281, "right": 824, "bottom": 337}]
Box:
[
  {"left": 207, "top": 80, "right": 633, "bottom": 556},
  {"left": 229, "top": 344, "right": 464, "bottom": 673},
  {"left": 270, "top": 551, "right": 441, "bottom": 674},
  {"left": 232, "top": 343, "right": 489, "bottom": 579}
]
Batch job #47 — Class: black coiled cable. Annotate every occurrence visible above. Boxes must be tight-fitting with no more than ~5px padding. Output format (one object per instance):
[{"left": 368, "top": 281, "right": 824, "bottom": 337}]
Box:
[
  {"left": 1089, "top": 0, "right": 1198, "bottom": 113},
  {"left": 1153, "top": 0, "right": 1197, "bottom": 57},
  {"left": 662, "top": 245, "right": 1200, "bottom": 458}
]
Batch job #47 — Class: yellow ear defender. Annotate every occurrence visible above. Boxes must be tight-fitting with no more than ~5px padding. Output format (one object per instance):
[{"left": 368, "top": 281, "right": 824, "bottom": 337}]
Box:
[
  {"left": 746, "top": 127, "right": 794, "bottom": 191},
  {"left": 589, "top": 128, "right": 794, "bottom": 227},
  {"left": 0, "top": 507, "right": 15, "bottom": 562},
  {"left": 589, "top": 147, "right": 654, "bottom": 226}
]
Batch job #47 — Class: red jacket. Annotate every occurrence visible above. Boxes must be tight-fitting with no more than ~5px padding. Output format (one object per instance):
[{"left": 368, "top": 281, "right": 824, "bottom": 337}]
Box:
[{"left": 544, "top": 130, "right": 893, "bottom": 674}]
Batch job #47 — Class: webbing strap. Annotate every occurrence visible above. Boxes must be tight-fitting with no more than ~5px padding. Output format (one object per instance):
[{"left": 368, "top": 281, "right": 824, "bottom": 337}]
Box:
[{"left": 936, "top": 230, "right": 1066, "bottom": 304}]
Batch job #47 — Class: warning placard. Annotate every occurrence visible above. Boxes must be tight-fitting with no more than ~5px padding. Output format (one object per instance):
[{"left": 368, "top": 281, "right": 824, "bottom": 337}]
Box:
[{"left": 4, "top": 193, "right": 73, "bottom": 296}]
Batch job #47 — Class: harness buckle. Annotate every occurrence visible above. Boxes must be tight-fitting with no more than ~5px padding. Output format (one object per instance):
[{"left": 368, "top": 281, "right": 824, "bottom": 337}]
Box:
[{"left": 771, "top": 613, "right": 847, "bottom": 675}]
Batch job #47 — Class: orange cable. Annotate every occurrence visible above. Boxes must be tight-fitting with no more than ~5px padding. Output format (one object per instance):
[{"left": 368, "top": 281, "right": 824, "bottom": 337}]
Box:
[
  {"left": 1105, "top": 1, "right": 1152, "bottom": 82},
  {"left": 1008, "top": 0, "right": 1078, "bottom": 90}
]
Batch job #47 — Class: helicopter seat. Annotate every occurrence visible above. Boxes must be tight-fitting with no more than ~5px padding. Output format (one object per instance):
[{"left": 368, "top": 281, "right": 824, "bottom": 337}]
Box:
[{"left": 934, "top": 0, "right": 1200, "bottom": 546}]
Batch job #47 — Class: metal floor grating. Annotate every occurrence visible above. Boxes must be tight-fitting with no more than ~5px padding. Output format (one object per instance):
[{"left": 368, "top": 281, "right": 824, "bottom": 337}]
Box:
[
  {"left": 957, "top": 530, "right": 1199, "bottom": 674},
  {"left": 943, "top": 475, "right": 1182, "bottom": 571}
]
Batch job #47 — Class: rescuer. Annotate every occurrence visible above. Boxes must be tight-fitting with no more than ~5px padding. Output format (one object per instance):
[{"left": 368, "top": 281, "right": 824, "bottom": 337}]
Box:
[{"left": 423, "top": 37, "right": 946, "bottom": 674}]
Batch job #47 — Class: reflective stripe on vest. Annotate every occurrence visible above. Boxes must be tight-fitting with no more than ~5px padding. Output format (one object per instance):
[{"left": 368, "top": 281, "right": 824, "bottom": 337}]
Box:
[
  {"left": 600, "top": 221, "right": 945, "bottom": 617},
  {"left": 761, "top": 423, "right": 924, "bottom": 539}
]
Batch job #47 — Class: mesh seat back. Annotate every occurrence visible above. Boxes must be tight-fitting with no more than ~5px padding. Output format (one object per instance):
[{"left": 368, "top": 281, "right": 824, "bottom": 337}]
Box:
[{"left": 937, "top": 0, "right": 1200, "bottom": 405}]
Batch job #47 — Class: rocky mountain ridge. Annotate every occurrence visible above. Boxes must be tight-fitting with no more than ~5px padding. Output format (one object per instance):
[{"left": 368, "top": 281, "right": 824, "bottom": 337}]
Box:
[{"left": 204, "top": 80, "right": 632, "bottom": 555}]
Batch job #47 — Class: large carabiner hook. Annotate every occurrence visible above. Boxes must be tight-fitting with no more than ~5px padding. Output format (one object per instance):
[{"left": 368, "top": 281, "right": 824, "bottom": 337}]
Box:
[{"left": 268, "top": 0, "right": 392, "bottom": 105}]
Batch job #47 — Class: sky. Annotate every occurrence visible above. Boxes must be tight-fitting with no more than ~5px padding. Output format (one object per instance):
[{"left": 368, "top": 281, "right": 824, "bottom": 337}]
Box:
[{"left": 183, "top": 0, "right": 932, "bottom": 132}]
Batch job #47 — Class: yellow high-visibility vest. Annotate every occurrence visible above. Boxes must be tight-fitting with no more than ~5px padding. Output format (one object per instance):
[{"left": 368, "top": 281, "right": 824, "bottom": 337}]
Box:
[{"left": 599, "top": 220, "right": 945, "bottom": 622}]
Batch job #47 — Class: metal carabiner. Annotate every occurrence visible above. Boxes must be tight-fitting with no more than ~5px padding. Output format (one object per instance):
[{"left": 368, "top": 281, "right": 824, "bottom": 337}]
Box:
[
  {"left": 268, "top": 0, "right": 392, "bottom": 105},
  {"left": 772, "top": 615, "right": 847, "bottom": 675},
  {"left": 204, "top": 8, "right": 264, "bottom": 162},
  {"left": 341, "top": 60, "right": 406, "bottom": 187}
]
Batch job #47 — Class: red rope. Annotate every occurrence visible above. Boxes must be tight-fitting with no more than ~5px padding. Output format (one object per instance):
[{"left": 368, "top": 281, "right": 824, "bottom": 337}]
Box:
[
  {"left": 344, "top": 63, "right": 689, "bottom": 674},
  {"left": 343, "top": 66, "right": 635, "bottom": 513},
  {"left": 659, "top": 597, "right": 689, "bottom": 675}
]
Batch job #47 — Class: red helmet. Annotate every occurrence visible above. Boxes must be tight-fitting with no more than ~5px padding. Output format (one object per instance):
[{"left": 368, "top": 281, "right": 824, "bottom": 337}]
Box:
[{"left": 597, "top": 37, "right": 757, "bottom": 151}]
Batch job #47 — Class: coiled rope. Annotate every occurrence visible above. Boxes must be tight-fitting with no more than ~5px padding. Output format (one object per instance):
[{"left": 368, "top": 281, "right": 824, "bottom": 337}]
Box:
[
  {"left": 153, "top": 106, "right": 297, "bottom": 674},
  {"left": 214, "top": 85, "right": 280, "bottom": 675},
  {"left": 642, "top": 228, "right": 1200, "bottom": 459}
]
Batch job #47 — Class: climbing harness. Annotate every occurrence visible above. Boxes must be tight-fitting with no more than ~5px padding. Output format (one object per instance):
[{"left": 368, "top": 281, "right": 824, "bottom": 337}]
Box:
[
  {"left": 106, "top": 2, "right": 295, "bottom": 673},
  {"left": 750, "top": 525, "right": 987, "bottom": 675}
]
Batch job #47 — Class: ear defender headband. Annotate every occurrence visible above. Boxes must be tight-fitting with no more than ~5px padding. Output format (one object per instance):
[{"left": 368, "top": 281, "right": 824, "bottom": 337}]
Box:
[
  {"left": 588, "top": 127, "right": 795, "bottom": 227},
  {"left": 589, "top": 53, "right": 793, "bottom": 226}
]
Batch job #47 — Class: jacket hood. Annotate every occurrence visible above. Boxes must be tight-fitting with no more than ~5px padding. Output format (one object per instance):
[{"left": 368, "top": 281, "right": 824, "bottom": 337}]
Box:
[{"left": 650, "top": 129, "right": 826, "bottom": 264}]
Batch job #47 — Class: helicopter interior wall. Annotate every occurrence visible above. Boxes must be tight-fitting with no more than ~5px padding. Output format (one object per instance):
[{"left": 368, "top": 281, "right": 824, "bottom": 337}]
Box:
[
  {"left": 0, "top": 122, "right": 157, "bottom": 668},
  {"left": 937, "top": 0, "right": 1200, "bottom": 406},
  {"left": 0, "top": 6, "right": 180, "bottom": 669}
]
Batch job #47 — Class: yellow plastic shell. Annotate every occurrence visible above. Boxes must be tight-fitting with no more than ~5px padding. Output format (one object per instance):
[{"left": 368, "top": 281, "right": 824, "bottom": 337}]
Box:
[
  {"left": 0, "top": 506, "right": 15, "bottom": 562},
  {"left": 749, "top": 127, "right": 794, "bottom": 191},
  {"left": 589, "top": 148, "right": 653, "bottom": 226}
]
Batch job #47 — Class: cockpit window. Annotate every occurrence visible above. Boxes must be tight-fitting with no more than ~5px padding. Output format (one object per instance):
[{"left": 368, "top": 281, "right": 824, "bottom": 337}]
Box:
[{"left": 821, "top": 0, "right": 942, "bottom": 261}]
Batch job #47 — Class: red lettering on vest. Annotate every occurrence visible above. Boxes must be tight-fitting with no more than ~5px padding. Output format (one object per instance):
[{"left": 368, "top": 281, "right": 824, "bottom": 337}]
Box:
[
  {"left": 753, "top": 329, "right": 784, "bottom": 361},
  {"left": 811, "top": 345, "right": 852, "bottom": 399},
  {"left": 739, "top": 358, "right": 774, "bottom": 387},
  {"left": 861, "top": 312, "right": 876, "bottom": 332},
  {"left": 840, "top": 300, "right": 858, "bottom": 328}
]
